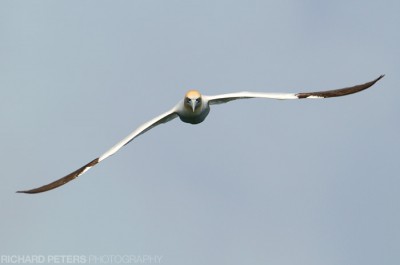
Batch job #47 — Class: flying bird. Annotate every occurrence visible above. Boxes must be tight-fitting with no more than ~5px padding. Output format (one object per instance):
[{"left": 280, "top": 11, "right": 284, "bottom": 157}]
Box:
[{"left": 17, "top": 75, "right": 384, "bottom": 194}]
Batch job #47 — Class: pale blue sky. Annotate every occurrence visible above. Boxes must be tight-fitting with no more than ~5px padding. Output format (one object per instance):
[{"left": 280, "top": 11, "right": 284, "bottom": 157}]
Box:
[{"left": 1, "top": 1, "right": 399, "bottom": 264}]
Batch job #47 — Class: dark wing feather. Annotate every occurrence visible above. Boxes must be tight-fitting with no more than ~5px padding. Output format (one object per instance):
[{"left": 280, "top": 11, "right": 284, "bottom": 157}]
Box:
[
  {"left": 17, "top": 159, "right": 99, "bottom": 194},
  {"left": 296, "top": 75, "right": 384, "bottom": 99}
]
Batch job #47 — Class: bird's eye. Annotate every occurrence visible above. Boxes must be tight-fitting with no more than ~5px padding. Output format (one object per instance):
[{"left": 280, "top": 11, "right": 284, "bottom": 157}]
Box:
[{"left": 195, "top": 98, "right": 200, "bottom": 103}]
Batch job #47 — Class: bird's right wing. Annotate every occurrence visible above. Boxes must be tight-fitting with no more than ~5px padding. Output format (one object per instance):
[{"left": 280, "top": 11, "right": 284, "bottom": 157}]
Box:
[
  {"left": 206, "top": 75, "right": 384, "bottom": 105},
  {"left": 17, "top": 108, "right": 178, "bottom": 194}
]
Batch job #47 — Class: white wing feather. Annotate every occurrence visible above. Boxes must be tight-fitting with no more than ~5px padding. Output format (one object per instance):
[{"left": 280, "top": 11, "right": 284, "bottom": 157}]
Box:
[
  {"left": 99, "top": 109, "right": 178, "bottom": 162},
  {"left": 205, "top": 92, "right": 298, "bottom": 105}
]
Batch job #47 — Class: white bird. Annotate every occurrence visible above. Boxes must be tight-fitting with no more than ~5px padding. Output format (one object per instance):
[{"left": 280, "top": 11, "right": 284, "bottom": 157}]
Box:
[{"left": 18, "top": 75, "right": 384, "bottom": 194}]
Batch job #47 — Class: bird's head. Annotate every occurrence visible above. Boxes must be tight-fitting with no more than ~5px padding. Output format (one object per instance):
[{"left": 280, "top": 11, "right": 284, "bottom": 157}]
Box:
[{"left": 184, "top": 90, "right": 202, "bottom": 112}]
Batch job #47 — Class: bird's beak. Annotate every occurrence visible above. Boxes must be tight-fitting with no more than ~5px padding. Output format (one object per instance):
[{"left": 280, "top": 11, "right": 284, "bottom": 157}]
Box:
[{"left": 190, "top": 100, "right": 196, "bottom": 112}]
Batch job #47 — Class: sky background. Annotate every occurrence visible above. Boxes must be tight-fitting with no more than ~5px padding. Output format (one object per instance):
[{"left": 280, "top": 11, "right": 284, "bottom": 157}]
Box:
[{"left": 1, "top": 1, "right": 399, "bottom": 264}]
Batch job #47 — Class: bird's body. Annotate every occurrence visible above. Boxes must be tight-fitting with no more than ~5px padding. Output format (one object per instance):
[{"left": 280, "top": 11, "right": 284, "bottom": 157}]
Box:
[
  {"left": 177, "top": 103, "right": 210, "bottom": 124},
  {"left": 18, "top": 75, "right": 384, "bottom": 194}
]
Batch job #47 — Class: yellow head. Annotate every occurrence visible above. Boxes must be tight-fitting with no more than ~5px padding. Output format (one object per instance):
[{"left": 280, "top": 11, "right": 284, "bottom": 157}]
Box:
[{"left": 184, "top": 90, "right": 202, "bottom": 112}]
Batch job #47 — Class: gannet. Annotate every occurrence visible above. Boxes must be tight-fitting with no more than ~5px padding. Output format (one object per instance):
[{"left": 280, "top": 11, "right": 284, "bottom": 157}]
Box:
[{"left": 18, "top": 75, "right": 384, "bottom": 194}]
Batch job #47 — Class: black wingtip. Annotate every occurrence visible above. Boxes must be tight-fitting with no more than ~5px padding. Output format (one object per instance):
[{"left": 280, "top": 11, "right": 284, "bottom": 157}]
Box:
[
  {"left": 16, "top": 158, "right": 100, "bottom": 195},
  {"left": 16, "top": 190, "right": 35, "bottom": 194},
  {"left": 16, "top": 188, "right": 43, "bottom": 194},
  {"left": 370, "top": 74, "right": 385, "bottom": 86}
]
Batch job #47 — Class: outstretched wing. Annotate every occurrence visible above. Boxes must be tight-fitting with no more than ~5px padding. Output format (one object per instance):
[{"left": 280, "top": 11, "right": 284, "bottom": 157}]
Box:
[
  {"left": 205, "top": 75, "right": 384, "bottom": 105},
  {"left": 17, "top": 109, "right": 178, "bottom": 194}
]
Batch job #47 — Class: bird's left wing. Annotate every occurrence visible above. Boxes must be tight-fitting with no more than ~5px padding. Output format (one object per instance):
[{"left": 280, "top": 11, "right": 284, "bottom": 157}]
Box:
[
  {"left": 17, "top": 108, "right": 178, "bottom": 194},
  {"left": 205, "top": 75, "right": 384, "bottom": 105}
]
